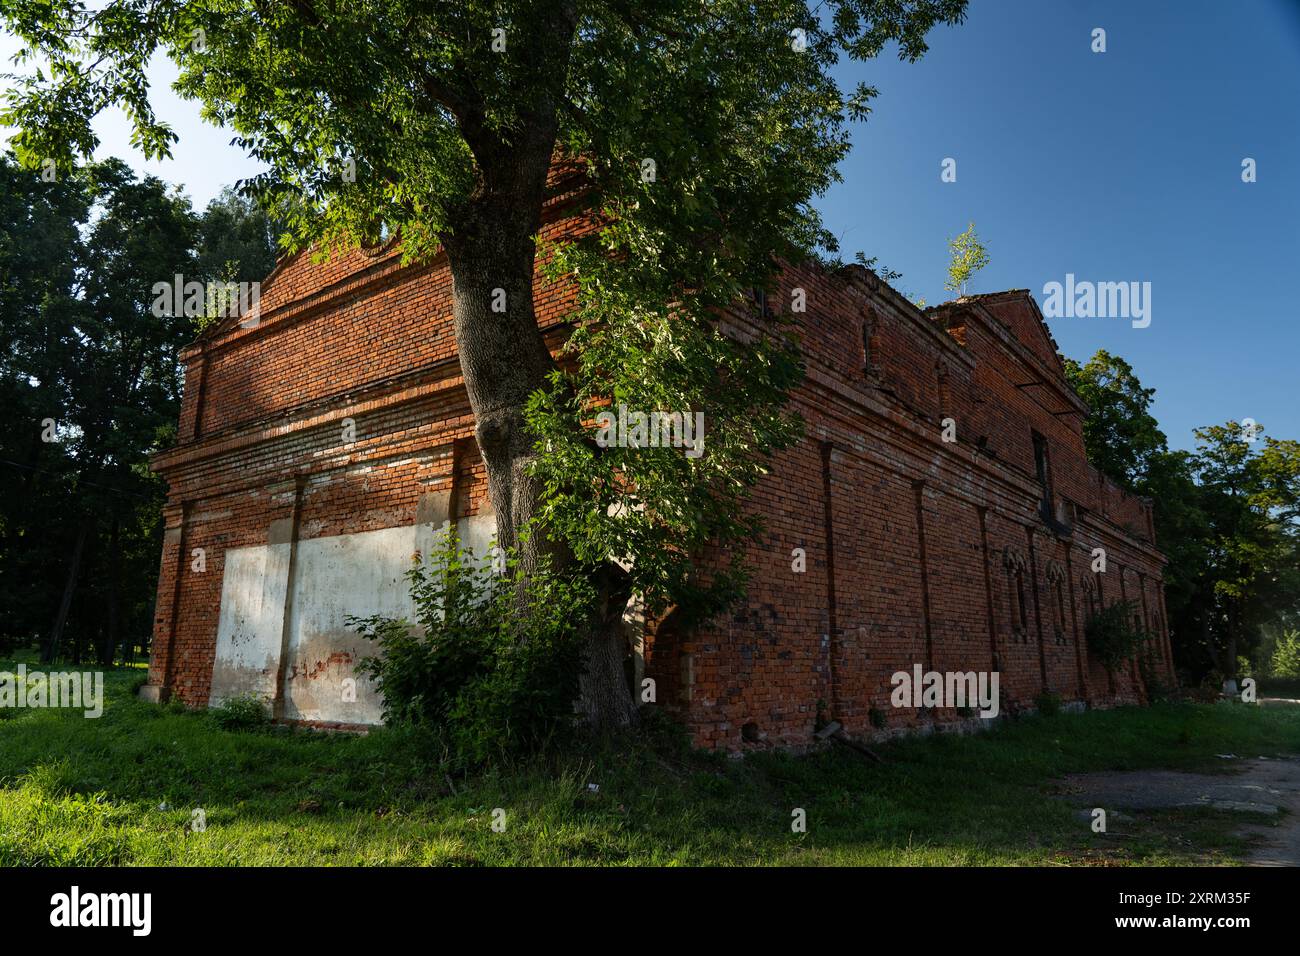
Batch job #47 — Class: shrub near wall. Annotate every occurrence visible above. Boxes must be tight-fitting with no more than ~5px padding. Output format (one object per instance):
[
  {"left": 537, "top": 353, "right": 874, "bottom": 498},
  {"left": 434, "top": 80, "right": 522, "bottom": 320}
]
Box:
[{"left": 352, "top": 528, "right": 595, "bottom": 766}]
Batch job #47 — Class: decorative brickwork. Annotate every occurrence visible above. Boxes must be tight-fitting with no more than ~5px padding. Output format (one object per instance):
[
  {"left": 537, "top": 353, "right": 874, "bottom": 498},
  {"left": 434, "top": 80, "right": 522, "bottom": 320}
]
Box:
[{"left": 144, "top": 204, "right": 1172, "bottom": 750}]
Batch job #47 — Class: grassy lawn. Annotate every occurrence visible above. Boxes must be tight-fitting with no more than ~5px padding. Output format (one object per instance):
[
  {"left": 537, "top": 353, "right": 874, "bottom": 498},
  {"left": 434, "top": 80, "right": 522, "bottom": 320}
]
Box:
[{"left": 1, "top": 656, "right": 1298, "bottom": 866}]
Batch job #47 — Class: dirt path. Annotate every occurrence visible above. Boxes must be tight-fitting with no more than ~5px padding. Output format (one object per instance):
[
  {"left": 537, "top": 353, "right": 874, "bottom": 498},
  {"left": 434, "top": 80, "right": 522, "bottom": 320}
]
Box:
[{"left": 1058, "top": 752, "right": 1300, "bottom": 866}]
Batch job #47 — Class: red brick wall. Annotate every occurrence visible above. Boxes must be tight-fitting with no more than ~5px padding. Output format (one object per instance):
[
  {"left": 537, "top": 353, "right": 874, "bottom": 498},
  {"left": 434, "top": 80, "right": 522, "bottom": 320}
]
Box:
[{"left": 147, "top": 215, "right": 1172, "bottom": 752}]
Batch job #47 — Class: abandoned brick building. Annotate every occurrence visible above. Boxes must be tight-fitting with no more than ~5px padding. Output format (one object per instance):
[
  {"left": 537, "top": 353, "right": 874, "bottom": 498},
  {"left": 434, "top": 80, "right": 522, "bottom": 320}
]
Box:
[{"left": 142, "top": 190, "right": 1174, "bottom": 751}]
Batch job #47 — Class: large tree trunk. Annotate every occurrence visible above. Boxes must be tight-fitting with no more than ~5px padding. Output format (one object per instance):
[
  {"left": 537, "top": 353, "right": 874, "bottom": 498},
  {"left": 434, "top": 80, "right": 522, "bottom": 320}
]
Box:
[
  {"left": 575, "top": 565, "right": 638, "bottom": 731},
  {"left": 440, "top": 104, "right": 637, "bottom": 731},
  {"left": 443, "top": 189, "right": 562, "bottom": 578}
]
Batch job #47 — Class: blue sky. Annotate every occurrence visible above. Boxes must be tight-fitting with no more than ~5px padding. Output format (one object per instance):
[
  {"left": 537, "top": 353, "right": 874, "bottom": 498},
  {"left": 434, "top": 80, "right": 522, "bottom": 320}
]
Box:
[
  {"left": 820, "top": 0, "right": 1300, "bottom": 451},
  {"left": 3, "top": 1, "right": 1297, "bottom": 451}
]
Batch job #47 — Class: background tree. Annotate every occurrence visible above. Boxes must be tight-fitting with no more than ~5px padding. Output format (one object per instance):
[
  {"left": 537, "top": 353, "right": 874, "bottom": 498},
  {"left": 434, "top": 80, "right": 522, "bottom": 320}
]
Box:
[
  {"left": 0, "top": 153, "right": 278, "bottom": 664},
  {"left": 0, "top": 0, "right": 969, "bottom": 726},
  {"left": 1188, "top": 422, "right": 1300, "bottom": 681},
  {"left": 1065, "top": 349, "right": 1300, "bottom": 686},
  {"left": 192, "top": 186, "right": 281, "bottom": 331},
  {"left": 1266, "top": 626, "right": 1300, "bottom": 679},
  {"left": 0, "top": 153, "right": 86, "bottom": 653},
  {"left": 1062, "top": 350, "right": 1165, "bottom": 490}
]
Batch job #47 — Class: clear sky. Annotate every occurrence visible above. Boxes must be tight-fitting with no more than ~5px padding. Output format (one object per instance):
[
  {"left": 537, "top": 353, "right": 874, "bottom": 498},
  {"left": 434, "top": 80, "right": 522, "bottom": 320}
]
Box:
[
  {"left": 820, "top": 0, "right": 1300, "bottom": 452},
  {"left": 3, "top": 1, "right": 1297, "bottom": 451}
]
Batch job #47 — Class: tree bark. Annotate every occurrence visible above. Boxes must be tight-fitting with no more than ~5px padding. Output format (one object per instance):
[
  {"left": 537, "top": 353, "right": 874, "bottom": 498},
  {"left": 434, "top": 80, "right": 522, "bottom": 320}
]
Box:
[
  {"left": 439, "top": 90, "right": 637, "bottom": 730},
  {"left": 443, "top": 185, "right": 561, "bottom": 578},
  {"left": 575, "top": 565, "right": 639, "bottom": 731},
  {"left": 1224, "top": 605, "right": 1239, "bottom": 681},
  {"left": 43, "top": 522, "right": 88, "bottom": 664}
]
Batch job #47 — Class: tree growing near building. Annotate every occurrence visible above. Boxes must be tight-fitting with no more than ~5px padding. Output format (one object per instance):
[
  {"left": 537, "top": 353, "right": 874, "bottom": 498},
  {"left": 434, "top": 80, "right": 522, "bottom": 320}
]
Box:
[
  {"left": 943, "top": 222, "right": 988, "bottom": 296},
  {"left": 1, "top": 0, "right": 968, "bottom": 727},
  {"left": 1065, "top": 350, "right": 1300, "bottom": 685}
]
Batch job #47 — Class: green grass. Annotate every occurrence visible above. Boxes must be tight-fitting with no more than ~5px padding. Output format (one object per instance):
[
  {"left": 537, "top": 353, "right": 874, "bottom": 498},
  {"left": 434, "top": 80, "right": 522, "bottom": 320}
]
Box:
[{"left": 1, "top": 657, "right": 1298, "bottom": 866}]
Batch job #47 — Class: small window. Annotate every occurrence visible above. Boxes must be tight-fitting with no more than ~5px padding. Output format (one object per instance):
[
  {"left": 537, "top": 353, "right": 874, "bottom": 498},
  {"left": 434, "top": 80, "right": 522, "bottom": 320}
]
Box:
[
  {"left": 1016, "top": 572, "right": 1029, "bottom": 637},
  {"left": 1054, "top": 581, "right": 1067, "bottom": 645},
  {"left": 1007, "top": 567, "right": 1029, "bottom": 642}
]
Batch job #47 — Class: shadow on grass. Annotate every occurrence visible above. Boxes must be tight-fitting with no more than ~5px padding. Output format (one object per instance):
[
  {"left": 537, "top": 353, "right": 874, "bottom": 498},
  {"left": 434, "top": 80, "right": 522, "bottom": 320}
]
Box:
[{"left": 1, "top": 661, "right": 1298, "bottom": 865}]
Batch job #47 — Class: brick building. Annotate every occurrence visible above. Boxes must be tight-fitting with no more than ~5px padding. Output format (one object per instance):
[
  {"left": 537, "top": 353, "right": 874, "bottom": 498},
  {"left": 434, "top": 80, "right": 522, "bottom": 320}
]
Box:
[{"left": 142, "top": 195, "right": 1174, "bottom": 750}]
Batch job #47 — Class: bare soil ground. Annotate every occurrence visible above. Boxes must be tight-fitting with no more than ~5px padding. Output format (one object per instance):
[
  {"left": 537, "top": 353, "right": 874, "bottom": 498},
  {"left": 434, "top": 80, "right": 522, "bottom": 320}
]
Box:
[{"left": 1058, "top": 737, "right": 1300, "bottom": 866}]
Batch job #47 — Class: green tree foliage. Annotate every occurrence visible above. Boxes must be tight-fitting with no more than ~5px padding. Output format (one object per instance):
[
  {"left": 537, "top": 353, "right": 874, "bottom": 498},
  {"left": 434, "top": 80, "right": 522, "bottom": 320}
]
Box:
[
  {"left": 1061, "top": 350, "right": 1164, "bottom": 490},
  {"left": 943, "top": 222, "right": 988, "bottom": 295},
  {"left": 0, "top": 153, "right": 278, "bottom": 663},
  {"left": 1188, "top": 422, "right": 1300, "bottom": 679},
  {"left": 1083, "top": 599, "right": 1147, "bottom": 674},
  {"left": 0, "top": 0, "right": 969, "bottom": 725},
  {"left": 1065, "top": 349, "right": 1300, "bottom": 684},
  {"left": 352, "top": 527, "right": 596, "bottom": 765},
  {"left": 1269, "top": 629, "right": 1300, "bottom": 679},
  {"left": 0, "top": 153, "right": 86, "bottom": 652},
  {"left": 194, "top": 187, "right": 280, "bottom": 288}
]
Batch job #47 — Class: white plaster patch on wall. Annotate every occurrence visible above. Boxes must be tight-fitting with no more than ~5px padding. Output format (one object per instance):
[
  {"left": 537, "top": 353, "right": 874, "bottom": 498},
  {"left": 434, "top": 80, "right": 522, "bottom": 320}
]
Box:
[
  {"left": 454, "top": 512, "right": 496, "bottom": 560},
  {"left": 281, "top": 524, "right": 420, "bottom": 724},
  {"left": 208, "top": 515, "right": 497, "bottom": 725},
  {"left": 210, "top": 544, "right": 289, "bottom": 706}
]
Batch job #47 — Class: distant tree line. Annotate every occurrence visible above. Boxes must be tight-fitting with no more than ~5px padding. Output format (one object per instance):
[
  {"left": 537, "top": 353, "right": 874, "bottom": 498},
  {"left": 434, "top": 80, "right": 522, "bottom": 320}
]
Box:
[
  {"left": 0, "top": 154, "right": 278, "bottom": 665},
  {"left": 1064, "top": 351, "right": 1300, "bottom": 686}
]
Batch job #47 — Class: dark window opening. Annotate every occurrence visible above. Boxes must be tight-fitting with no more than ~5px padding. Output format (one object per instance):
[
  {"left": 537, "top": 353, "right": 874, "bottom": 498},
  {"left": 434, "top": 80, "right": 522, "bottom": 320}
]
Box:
[
  {"left": 1017, "top": 573, "right": 1029, "bottom": 639},
  {"left": 1008, "top": 569, "right": 1029, "bottom": 642},
  {"left": 1054, "top": 582, "right": 1067, "bottom": 645}
]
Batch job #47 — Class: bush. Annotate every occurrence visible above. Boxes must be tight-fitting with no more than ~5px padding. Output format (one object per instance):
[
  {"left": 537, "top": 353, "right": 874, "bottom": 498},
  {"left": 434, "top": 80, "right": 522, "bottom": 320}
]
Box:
[
  {"left": 1139, "top": 657, "right": 1173, "bottom": 703},
  {"left": 353, "top": 526, "right": 595, "bottom": 767},
  {"left": 1269, "top": 630, "right": 1300, "bottom": 679},
  {"left": 1034, "top": 691, "right": 1061, "bottom": 717},
  {"left": 1084, "top": 600, "right": 1148, "bottom": 673},
  {"left": 210, "top": 694, "right": 269, "bottom": 731}
]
